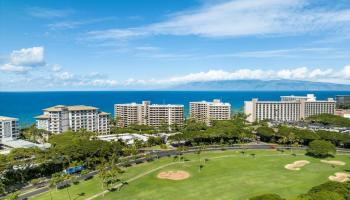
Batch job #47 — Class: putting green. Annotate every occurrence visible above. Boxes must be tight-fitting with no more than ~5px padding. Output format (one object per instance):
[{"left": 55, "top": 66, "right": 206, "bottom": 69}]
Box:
[{"left": 30, "top": 150, "right": 350, "bottom": 200}]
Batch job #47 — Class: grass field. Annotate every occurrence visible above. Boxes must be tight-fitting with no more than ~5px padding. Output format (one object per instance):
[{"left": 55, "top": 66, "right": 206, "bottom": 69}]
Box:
[{"left": 30, "top": 150, "right": 350, "bottom": 200}]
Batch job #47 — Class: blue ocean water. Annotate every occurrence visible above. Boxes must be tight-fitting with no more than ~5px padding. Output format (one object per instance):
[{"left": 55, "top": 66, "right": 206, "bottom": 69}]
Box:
[{"left": 0, "top": 91, "right": 349, "bottom": 127}]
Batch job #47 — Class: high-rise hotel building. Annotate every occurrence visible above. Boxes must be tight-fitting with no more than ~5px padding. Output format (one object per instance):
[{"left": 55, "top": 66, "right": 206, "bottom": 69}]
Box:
[
  {"left": 0, "top": 116, "right": 19, "bottom": 142},
  {"left": 244, "top": 94, "right": 335, "bottom": 123},
  {"left": 35, "top": 105, "right": 110, "bottom": 134},
  {"left": 114, "top": 101, "right": 184, "bottom": 128},
  {"left": 190, "top": 99, "right": 231, "bottom": 126}
]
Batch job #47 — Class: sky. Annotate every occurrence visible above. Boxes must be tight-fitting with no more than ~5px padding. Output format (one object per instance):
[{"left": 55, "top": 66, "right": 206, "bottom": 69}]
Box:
[{"left": 1, "top": 0, "right": 350, "bottom": 91}]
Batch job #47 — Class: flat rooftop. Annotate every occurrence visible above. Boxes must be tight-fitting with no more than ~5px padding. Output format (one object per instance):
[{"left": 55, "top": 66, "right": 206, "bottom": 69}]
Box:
[
  {"left": 43, "top": 105, "right": 98, "bottom": 111},
  {"left": 1, "top": 139, "right": 51, "bottom": 149},
  {"left": 0, "top": 116, "right": 18, "bottom": 121}
]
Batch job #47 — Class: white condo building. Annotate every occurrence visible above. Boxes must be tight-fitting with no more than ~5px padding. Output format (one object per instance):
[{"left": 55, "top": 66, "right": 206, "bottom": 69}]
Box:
[
  {"left": 35, "top": 105, "right": 110, "bottom": 134},
  {"left": 190, "top": 99, "right": 231, "bottom": 126},
  {"left": 244, "top": 94, "right": 336, "bottom": 123},
  {"left": 0, "top": 116, "right": 19, "bottom": 142},
  {"left": 114, "top": 101, "right": 184, "bottom": 128}
]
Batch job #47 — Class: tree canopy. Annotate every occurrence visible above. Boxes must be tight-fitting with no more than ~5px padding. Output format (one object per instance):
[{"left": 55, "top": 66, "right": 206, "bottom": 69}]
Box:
[{"left": 307, "top": 140, "right": 336, "bottom": 158}]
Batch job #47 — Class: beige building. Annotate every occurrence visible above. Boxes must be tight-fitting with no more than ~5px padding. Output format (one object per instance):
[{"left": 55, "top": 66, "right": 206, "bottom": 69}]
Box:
[
  {"left": 147, "top": 104, "right": 184, "bottom": 128},
  {"left": 335, "top": 109, "right": 350, "bottom": 119},
  {"left": 114, "top": 101, "right": 184, "bottom": 128},
  {"left": 114, "top": 101, "right": 149, "bottom": 127},
  {"left": 35, "top": 105, "right": 110, "bottom": 134},
  {"left": 0, "top": 116, "right": 19, "bottom": 142},
  {"left": 190, "top": 99, "right": 231, "bottom": 125},
  {"left": 245, "top": 94, "right": 335, "bottom": 123}
]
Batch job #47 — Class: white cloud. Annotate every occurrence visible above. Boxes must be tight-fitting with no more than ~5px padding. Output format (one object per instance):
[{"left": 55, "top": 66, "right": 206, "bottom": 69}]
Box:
[
  {"left": 123, "top": 66, "right": 349, "bottom": 86},
  {"left": 342, "top": 65, "right": 350, "bottom": 78},
  {"left": 0, "top": 64, "right": 30, "bottom": 73},
  {"left": 48, "top": 17, "right": 116, "bottom": 30},
  {"left": 209, "top": 48, "right": 333, "bottom": 58},
  {"left": 10, "top": 47, "right": 44, "bottom": 66},
  {"left": 53, "top": 71, "right": 74, "bottom": 80},
  {"left": 86, "top": 0, "right": 350, "bottom": 40},
  {"left": 28, "top": 7, "right": 72, "bottom": 18},
  {"left": 0, "top": 47, "right": 119, "bottom": 89},
  {"left": 0, "top": 46, "right": 45, "bottom": 73}
]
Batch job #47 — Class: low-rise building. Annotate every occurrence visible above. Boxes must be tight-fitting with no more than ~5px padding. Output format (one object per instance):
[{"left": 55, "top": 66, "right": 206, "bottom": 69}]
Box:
[
  {"left": 245, "top": 94, "right": 336, "bottom": 123},
  {"left": 190, "top": 99, "right": 231, "bottom": 125},
  {"left": 335, "top": 109, "right": 350, "bottom": 119},
  {"left": 35, "top": 105, "right": 110, "bottom": 134}
]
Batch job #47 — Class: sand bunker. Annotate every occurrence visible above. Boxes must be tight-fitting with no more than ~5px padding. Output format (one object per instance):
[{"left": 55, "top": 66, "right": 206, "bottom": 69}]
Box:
[
  {"left": 329, "top": 172, "right": 350, "bottom": 182},
  {"left": 157, "top": 170, "right": 190, "bottom": 180},
  {"left": 321, "top": 160, "right": 346, "bottom": 166},
  {"left": 285, "top": 160, "right": 310, "bottom": 170}
]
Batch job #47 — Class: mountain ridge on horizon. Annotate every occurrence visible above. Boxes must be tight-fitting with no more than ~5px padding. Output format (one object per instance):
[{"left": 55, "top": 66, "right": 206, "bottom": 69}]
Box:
[{"left": 167, "top": 79, "right": 350, "bottom": 91}]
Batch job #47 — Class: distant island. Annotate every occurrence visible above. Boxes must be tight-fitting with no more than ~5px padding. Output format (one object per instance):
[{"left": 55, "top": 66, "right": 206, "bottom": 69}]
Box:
[{"left": 168, "top": 79, "right": 350, "bottom": 91}]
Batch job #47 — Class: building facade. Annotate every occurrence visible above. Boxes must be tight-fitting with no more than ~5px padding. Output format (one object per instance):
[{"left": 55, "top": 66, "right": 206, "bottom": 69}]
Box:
[
  {"left": 0, "top": 116, "right": 19, "bottom": 142},
  {"left": 147, "top": 104, "right": 184, "bottom": 128},
  {"left": 190, "top": 99, "right": 231, "bottom": 126},
  {"left": 114, "top": 101, "right": 149, "bottom": 127},
  {"left": 114, "top": 101, "right": 184, "bottom": 128},
  {"left": 245, "top": 94, "right": 336, "bottom": 123},
  {"left": 336, "top": 95, "right": 350, "bottom": 108},
  {"left": 35, "top": 105, "right": 110, "bottom": 134}
]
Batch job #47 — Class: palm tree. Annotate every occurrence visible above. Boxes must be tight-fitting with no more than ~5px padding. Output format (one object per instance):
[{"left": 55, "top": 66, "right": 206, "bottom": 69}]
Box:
[
  {"left": 199, "top": 164, "right": 204, "bottom": 172},
  {"left": 48, "top": 179, "right": 56, "bottom": 200},
  {"left": 97, "top": 164, "right": 108, "bottom": 196},
  {"left": 61, "top": 174, "right": 74, "bottom": 200}
]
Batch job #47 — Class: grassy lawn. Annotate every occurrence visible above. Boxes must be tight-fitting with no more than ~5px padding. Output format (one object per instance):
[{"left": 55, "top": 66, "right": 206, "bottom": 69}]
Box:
[{"left": 30, "top": 150, "right": 350, "bottom": 200}]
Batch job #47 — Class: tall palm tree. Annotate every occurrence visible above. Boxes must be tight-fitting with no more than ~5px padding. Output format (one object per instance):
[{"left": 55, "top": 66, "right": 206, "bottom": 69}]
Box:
[
  {"left": 48, "top": 179, "right": 56, "bottom": 200},
  {"left": 64, "top": 175, "right": 73, "bottom": 200}
]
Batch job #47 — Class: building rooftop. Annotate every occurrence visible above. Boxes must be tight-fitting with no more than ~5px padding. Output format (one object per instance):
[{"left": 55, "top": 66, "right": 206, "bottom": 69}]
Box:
[
  {"left": 149, "top": 104, "right": 184, "bottom": 107},
  {"left": 1, "top": 139, "right": 51, "bottom": 149},
  {"left": 0, "top": 116, "right": 18, "bottom": 121},
  {"left": 67, "top": 105, "right": 98, "bottom": 111},
  {"left": 35, "top": 114, "right": 50, "bottom": 119},
  {"left": 43, "top": 105, "right": 98, "bottom": 112},
  {"left": 190, "top": 99, "right": 230, "bottom": 106},
  {"left": 98, "top": 112, "right": 110, "bottom": 116}
]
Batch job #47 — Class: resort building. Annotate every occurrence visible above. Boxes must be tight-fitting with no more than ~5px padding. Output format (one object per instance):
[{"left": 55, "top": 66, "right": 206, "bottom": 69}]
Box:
[
  {"left": 35, "top": 105, "right": 110, "bottom": 134},
  {"left": 189, "top": 99, "right": 231, "bottom": 126},
  {"left": 336, "top": 95, "right": 350, "bottom": 108},
  {"left": 0, "top": 116, "right": 19, "bottom": 142},
  {"left": 147, "top": 104, "right": 184, "bottom": 128},
  {"left": 114, "top": 101, "right": 184, "bottom": 128},
  {"left": 114, "top": 101, "right": 150, "bottom": 127},
  {"left": 244, "top": 94, "right": 336, "bottom": 123}
]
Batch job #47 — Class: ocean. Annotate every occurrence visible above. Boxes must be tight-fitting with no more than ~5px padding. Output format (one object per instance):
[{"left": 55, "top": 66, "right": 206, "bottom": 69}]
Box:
[{"left": 1, "top": 91, "right": 349, "bottom": 127}]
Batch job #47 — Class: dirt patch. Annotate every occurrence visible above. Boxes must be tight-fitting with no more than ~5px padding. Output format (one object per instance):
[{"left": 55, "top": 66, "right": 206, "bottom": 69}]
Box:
[
  {"left": 329, "top": 172, "right": 350, "bottom": 182},
  {"left": 157, "top": 170, "right": 190, "bottom": 181},
  {"left": 285, "top": 160, "right": 310, "bottom": 171},
  {"left": 321, "top": 160, "right": 346, "bottom": 166}
]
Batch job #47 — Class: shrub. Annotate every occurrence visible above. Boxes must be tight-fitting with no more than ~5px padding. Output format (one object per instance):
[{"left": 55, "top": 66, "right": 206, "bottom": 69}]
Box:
[
  {"left": 306, "top": 140, "right": 336, "bottom": 158},
  {"left": 249, "top": 193, "right": 285, "bottom": 200}
]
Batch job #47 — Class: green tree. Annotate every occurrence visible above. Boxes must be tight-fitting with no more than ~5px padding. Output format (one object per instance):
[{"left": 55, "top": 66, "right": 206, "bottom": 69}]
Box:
[
  {"left": 0, "top": 181, "right": 5, "bottom": 196},
  {"left": 249, "top": 193, "right": 285, "bottom": 200},
  {"left": 5, "top": 192, "right": 20, "bottom": 200},
  {"left": 307, "top": 140, "right": 336, "bottom": 158}
]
